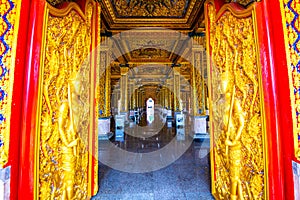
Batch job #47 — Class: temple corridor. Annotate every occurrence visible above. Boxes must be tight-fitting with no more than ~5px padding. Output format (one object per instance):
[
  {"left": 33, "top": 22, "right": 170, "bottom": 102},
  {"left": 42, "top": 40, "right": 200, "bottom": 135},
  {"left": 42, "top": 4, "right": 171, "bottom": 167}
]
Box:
[{"left": 94, "top": 112, "right": 214, "bottom": 200}]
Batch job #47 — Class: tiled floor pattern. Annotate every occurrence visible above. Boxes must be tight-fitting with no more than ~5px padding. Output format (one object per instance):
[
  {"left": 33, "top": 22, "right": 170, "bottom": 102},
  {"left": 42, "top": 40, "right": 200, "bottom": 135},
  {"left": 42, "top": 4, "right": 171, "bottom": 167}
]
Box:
[{"left": 93, "top": 113, "right": 214, "bottom": 200}]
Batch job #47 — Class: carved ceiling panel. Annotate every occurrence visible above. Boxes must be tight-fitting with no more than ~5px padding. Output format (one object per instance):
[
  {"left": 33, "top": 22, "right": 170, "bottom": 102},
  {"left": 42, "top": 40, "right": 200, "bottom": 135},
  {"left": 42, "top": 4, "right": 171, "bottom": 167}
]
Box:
[
  {"left": 112, "top": 0, "right": 190, "bottom": 17},
  {"left": 111, "top": 30, "right": 190, "bottom": 64},
  {"left": 225, "top": 0, "right": 256, "bottom": 7},
  {"left": 101, "top": 0, "right": 205, "bottom": 30},
  {"left": 130, "top": 48, "right": 171, "bottom": 61},
  {"left": 46, "top": 0, "right": 74, "bottom": 6}
]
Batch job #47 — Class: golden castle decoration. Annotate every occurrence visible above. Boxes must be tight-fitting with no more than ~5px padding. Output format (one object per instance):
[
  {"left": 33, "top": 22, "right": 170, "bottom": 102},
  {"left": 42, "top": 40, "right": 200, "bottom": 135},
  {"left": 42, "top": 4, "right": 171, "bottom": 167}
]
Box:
[
  {"left": 37, "top": 1, "right": 96, "bottom": 199},
  {"left": 0, "top": 0, "right": 21, "bottom": 168},
  {"left": 206, "top": 1, "right": 266, "bottom": 199},
  {"left": 279, "top": 0, "right": 300, "bottom": 160}
]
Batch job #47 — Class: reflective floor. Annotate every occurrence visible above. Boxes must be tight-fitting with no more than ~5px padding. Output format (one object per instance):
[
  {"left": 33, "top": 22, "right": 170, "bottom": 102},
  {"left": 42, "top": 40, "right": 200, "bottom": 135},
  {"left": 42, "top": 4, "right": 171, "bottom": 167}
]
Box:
[{"left": 93, "top": 112, "right": 214, "bottom": 200}]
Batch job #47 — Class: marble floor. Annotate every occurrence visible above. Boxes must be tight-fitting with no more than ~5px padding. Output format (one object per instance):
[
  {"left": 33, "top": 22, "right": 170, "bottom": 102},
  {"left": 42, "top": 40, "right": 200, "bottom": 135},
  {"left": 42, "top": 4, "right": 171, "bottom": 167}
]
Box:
[{"left": 93, "top": 113, "right": 214, "bottom": 200}]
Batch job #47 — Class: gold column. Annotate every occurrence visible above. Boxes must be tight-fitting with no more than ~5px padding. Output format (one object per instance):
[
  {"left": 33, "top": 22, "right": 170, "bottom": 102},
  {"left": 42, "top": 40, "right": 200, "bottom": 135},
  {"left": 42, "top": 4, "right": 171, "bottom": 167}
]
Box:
[
  {"left": 115, "top": 88, "right": 120, "bottom": 113},
  {"left": 99, "top": 34, "right": 112, "bottom": 117},
  {"left": 120, "top": 66, "right": 129, "bottom": 112},
  {"left": 131, "top": 86, "right": 136, "bottom": 110},
  {"left": 129, "top": 81, "right": 134, "bottom": 110},
  {"left": 135, "top": 88, "right": 139, "bottom": 109},
  {"left": 173, "top": 66, "right": 181, "bottom": 112},
  {"left": 191, "top": 35, "right": 206, "bottom": 116},
  {"left": 165, "top": 87, "right": 169, "bottom": 109},
  {"left": 166, "top": 78, "right": 172, "bottom": 110},
  {"left": 162, "top": 88, "right": 165, "bottom": 108},
  {"left": 140, "top": 89, "right": 144, "bottom": 108},
  {"left": 104, "top": 54, "right": 111, "bottom": 117}
]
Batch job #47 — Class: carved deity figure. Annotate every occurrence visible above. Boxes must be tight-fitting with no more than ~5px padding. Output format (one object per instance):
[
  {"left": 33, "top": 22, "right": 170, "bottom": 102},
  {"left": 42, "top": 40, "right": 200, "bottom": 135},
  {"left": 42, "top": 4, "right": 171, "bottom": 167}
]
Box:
[
  {"left": 58, "top": 84, "right": 79, "bottom": 200},
  {"left": 221, "top": 56, "right": 245, "bottom": 200}
]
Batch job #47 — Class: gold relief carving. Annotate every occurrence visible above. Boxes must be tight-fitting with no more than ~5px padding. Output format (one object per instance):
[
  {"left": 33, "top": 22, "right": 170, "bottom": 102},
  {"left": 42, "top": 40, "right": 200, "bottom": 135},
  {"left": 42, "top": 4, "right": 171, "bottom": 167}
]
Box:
[
  {"left": 39, "top": 3, "right": 94, "bottom": 199},
  {"left": 207, "top": 3, "right": 265, "bottom": 200},
  {"left": 113, "top": 0, "right": 189, "bottom": 17},
  {"left": 0, "top": 0, "right": 21, "bottom": 167}
]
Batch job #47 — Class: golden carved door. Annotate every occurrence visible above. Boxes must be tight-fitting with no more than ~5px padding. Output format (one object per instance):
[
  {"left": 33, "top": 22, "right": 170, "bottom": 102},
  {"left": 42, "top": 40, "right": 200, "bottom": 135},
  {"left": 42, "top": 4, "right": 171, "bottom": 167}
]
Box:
[
  {"left": 205, "top": 1, "right": 267, "bottom": 199},
  {"left": 35, "top": 1, "right": 100, "bottom": 199}
]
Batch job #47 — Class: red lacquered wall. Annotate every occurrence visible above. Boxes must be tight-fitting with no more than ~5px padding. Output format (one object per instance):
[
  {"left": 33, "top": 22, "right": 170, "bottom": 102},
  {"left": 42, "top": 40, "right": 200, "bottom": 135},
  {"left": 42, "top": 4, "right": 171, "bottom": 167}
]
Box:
[
  {"left": 16, "top": 0, "right": 46, "bottom": 199},
  {"left": 256, "top": 0, "right": 295, "bottom": 199}
]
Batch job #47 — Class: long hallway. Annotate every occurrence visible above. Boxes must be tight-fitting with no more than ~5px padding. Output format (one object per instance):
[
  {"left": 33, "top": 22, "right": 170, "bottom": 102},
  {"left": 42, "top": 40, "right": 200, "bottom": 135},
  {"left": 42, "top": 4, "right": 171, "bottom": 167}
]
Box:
[{"left": 93, "top": 112, "right": 214, "bottom": 200}]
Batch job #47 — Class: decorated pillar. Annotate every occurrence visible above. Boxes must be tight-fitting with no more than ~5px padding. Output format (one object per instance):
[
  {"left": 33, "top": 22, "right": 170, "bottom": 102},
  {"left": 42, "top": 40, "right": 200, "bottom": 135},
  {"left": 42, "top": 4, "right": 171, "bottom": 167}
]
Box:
[
  {"left": 162, "top": 87, "right": 166, "bottom": 108},
  {"left": 166, "top": 78, "right": 173, "bottom": 111},
  {"left": 191, "top": 34, "right": 206, "bottom": 117},
  {"left": 190, "top": 34, "right": 207, "bottom": 135},
  {"left": 120, "top": 65, "right": 129, "bottom": 113},
  {"left": 98, "top": 33, "right": 112, "bottom": 118},
  {"left": 98, "top": 31, "right": 112, "bottom": 138},
  {"left": 173, "top": 65, "right": 181, "bottom": 112},
  {"left": 135, "top": 87, "right": 139, "bottom": 110}
]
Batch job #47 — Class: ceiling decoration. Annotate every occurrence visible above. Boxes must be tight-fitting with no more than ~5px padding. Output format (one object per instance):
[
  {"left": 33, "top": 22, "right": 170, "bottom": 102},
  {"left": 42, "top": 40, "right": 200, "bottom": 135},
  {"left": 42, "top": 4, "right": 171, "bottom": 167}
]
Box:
[
  {"left": 130, "top": 48, "right": 171, "bottom": 60},
  {"left": 101, "top": 0, "right": 205, "bottom": 31},
  {"left": 46, "top": 0, "right": 74, "bottom": 6},
  {"left": 112, "top": 0, "right": 189, "bottom": 17},
  {"left": 111, "top": 30, "right": 190, "bottom": 64},
  {"left": 225, "top": 0, "right": 256, "bottom": 7}
]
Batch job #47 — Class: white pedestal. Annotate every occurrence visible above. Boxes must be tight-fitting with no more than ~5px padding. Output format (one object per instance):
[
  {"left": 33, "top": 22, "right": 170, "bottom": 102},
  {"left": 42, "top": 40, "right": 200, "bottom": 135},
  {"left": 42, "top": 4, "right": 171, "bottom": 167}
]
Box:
[
  {"left": 167, "top": 110, "right": 172, "bottom": 119},
  {"left": 176, "top": 114, "right": 185, "bottom": 127},
  {"left": 115, "top": 115, "right": 125, "bottom": 131},
  {"left": 129, "top": 110, "right": 134, "bottom": 117},
  {"left": 194, "top": 116, "right": 207, "bottom": 134},
  {"left": 176, "top": 128, "right": 185, "bottom": 141},
  {"left": 115, "top": 115, "right": 125, "bottom": 141},
  {"left": 129, "top": 121, "right": 135, "bottom": 128},
  {"left": 163, "top": 109, "right": 167, "bottom": 115},
  {"left": 98, "top": 118, "right": 111, "bottom": 136}
]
